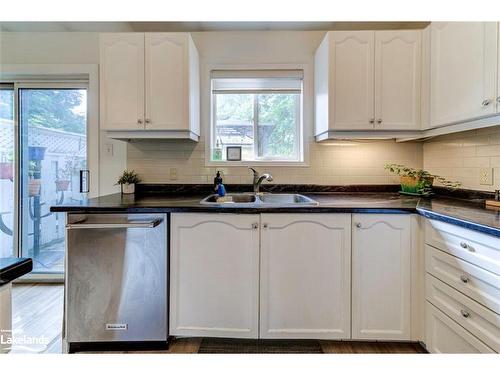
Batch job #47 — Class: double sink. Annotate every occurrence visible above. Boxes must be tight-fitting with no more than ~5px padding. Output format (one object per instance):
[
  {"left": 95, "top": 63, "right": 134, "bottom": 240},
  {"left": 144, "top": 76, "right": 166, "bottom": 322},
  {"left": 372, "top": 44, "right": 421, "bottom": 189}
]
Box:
[{"left": 200, "top": 193, "right": 318, "bottom": 207}]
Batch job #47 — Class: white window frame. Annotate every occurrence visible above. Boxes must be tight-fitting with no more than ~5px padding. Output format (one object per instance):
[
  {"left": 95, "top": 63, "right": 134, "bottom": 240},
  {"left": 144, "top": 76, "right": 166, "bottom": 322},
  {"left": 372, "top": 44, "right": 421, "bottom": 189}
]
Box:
[
  {"left": 0, "top": 64, "right": 98, "bottom": 283},
  {"left": 204, "top": 64, "right": 311, "bottom": 167}
]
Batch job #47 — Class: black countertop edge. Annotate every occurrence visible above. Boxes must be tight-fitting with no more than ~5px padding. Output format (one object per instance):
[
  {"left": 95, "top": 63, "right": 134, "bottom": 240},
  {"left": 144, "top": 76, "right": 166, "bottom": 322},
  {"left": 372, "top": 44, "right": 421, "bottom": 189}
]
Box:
[
  {"left": 52, "top": 206, "right": 417, "bottom": 215},
  {"left": 0, "top": 258, "right": 33, "bottom": 286},
  {"left": 416, "top": 208, "right": 500, "bottom": 238}
]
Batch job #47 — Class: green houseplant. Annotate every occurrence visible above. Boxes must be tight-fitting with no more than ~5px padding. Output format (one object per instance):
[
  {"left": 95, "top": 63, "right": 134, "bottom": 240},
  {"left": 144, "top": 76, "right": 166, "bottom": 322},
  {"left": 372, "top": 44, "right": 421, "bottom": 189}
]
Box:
[
  {"left": 384, "top": 163, "right": 461, "bottom": 195},
  {"left": 116, "top": 170, "right": 141, "bottom": 194}
]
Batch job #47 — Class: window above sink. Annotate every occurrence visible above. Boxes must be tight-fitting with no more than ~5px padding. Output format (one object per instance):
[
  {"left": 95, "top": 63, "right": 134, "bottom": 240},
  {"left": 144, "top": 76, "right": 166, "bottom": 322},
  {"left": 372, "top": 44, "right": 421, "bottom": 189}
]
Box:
[{"left": 208, "top": 69, "right": 306, "bottom": 166}]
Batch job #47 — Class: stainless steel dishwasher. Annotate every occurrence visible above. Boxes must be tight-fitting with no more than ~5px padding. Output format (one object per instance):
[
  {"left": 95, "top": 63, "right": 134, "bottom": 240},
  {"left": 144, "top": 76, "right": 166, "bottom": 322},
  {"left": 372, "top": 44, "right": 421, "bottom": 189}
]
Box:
[{"left": 65, "top": 213, "right": 168, "bottom": 352}]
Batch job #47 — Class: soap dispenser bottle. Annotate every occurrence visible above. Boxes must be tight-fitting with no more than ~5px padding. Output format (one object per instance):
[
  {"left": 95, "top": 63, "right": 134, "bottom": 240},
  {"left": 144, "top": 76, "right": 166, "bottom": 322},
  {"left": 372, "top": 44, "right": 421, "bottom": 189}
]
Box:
[{"left": 213, "top": 171, "right": 226, "bottom": 196}]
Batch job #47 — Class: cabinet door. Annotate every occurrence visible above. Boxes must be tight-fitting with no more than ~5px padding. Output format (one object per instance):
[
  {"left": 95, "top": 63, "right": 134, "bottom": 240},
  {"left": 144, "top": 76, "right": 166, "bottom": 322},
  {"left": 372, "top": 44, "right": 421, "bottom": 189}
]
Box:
[
  {"left": 430, "top": 22, "right": 497, "bottom": 127},
  {"left": 145, "top": 33, "right": 187, "bottom": 131},
  {"left": 100, "top": 33, "right": 145, "bottom": 130},
  {"left": 375, "top": 30, "right": 421, "bottom": 130},
  {"left": 497, "top": 22, "right": 500, "bottom": 114},
  {"left": 330, "top": 31, "right": 375, "bottom": 130},
  {"left": 170, "top": 213, "right": 260, "bottom": 338},
  {"left": 425, "top": 302, "right": 494, "bottom": 353},
  {"left": 260, "top": 214, "right": 351, "bottom": 339},
  {"left": 352, "top": 214, "right": 411, "bottom": 340}
]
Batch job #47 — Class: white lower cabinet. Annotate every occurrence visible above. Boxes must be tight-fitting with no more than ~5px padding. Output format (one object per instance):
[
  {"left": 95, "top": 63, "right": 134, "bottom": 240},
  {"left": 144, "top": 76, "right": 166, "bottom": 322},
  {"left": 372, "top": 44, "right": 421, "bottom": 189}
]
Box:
[
  {"left": 169, "top": 213, "right": 260, "bottom": 338},
  {"left": 170, "top": 212, "right": 415, "bottom": 341},
  {"left": 259, "top": 214, "right": 351, "bottom": 339},
  {"left": 425, "top": 302, "right": 495, "bottom": 353},
  {"left": 352, "top": 214, "right": 411, "bottom": 340}
]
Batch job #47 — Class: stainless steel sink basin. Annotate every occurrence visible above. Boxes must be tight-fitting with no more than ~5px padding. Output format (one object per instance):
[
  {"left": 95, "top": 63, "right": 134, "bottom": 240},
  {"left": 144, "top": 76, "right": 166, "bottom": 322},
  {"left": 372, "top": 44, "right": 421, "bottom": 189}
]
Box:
[
  {"left": 258, "top": 193, "right": 318, "bottom": 205},
  {"left": 200, "top": 193, "right": 318, "bottom": 207},
  {"left": 200, "top": 193, "right": 257, "bottom": 206}
]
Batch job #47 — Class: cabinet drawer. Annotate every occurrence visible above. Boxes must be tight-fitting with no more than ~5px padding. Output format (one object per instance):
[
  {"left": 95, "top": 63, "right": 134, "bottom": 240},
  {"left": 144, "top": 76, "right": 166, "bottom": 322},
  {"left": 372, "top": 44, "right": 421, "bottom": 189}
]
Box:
[
  {"left": 426, "top": 245, "right": 500, "bottom": 314},
  {"left": 425, "top": 302, "right": 494, "bottom": 353},
  {"left": 425, "top": 219, "right": 500, "bottom": 275},
  {"left": 426, "top": 274, "right": 500, "bottom": 352}
]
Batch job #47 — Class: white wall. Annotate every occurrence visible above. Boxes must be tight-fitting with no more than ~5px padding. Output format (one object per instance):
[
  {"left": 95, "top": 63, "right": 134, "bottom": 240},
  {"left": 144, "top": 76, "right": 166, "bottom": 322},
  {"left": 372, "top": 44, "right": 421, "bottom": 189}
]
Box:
[
  {"left": 1, "top": 31, "right": 424, "bottom": 189},
  {"left": 128, "top": 31, "right": 423, "bottom": 185},
  {"left": 0, "top": 32, "right": 126, "bottom": 195}
]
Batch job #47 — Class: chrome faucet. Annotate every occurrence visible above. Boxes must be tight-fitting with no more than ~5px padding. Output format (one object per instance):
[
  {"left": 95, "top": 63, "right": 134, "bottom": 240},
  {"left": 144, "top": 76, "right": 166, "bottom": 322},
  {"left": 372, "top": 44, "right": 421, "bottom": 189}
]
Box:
[{"left": 248, "top": 167, "right": 273, "bottom": 193}]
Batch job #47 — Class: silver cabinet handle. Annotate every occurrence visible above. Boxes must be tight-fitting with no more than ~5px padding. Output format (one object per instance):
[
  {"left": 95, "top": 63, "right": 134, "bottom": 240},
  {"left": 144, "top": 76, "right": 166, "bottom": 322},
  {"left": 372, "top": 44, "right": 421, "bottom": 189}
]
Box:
[
  {"left": 252, "top": 223, "right": 259, "bottom": 230},
  {"left": 355, "top": 222, "right": 362, "bottom": 228},
  {"left": 263, "top": 223, "right": 269, "bottom": 229},
  {"left": 369, "top": 118, "right": 375, "bottom": 124},
  {"left": 460, "top": 275, "right": 470, "bottom": 283},
  {"left": 482, "top": 99, "right": 491, "bottom": 107},
  {"left": 460, "top": 309, "right": 470, "bottom": 318},
  {"left": 145, "top": 119, "right": 151, "bottom": 124},
  {"left": 376, "top": 119, "right": 382, "bottom": 124},
  {"left": 460, "top": 242, "right": 475, "bottom": 252},
  {"left": 138, "top": 119, "right": 143, "bottom": 125}
]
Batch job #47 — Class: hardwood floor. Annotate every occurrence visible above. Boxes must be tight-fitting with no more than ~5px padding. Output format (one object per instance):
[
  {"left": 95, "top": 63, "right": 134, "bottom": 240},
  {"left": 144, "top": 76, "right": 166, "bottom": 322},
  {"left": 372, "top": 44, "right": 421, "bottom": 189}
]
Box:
[
  {"left": 10, "top": 284, "right": 426, "bottom": 354},
  {"left": 11, "top": 284, "right": 64, "bottom": 354}
]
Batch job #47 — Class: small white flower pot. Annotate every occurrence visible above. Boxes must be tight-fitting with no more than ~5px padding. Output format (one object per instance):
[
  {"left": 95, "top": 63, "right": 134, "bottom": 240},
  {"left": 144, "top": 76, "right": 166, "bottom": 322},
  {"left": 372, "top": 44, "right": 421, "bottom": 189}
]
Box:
[{"left": 121, "top": 183, "right": 135, "bottom": 194}]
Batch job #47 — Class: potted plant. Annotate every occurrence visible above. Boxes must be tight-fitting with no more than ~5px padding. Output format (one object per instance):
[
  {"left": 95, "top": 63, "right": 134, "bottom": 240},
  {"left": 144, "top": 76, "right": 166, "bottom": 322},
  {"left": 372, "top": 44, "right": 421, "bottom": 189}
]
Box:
[
  {"left": 28, "top": 161, "right": 42, "bottom": 197},
  {"left": 384, "top": 163, "right": 461, "bottom": 195},
  {"left": 55, "top": 158, "right": 74, "bottom": 191},
  {"left": 116, "top": 170, "right": 141, "bottom": 194},
  {"left": 0, "top": 153, "right": 14, "bottom": 181}
]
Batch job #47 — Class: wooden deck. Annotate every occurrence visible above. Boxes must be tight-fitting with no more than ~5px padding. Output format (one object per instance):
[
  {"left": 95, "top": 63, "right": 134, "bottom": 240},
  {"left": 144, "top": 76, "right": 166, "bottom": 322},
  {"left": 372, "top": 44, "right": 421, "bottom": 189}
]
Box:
[{"left": 11, "top": 284, "right": 426, "bottom": 354}]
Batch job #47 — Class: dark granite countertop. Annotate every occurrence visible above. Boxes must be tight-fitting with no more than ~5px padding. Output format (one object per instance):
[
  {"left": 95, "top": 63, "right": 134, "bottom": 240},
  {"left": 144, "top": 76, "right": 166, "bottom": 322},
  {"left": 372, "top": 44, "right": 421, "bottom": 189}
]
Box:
[
  {"left": 50, "top": 186, "right": 500, "bottom": 238},
  {"left": 50, "top": 192, "right": 420, "bottom": 214},
  {"left": 0, "top": 258, "right": 33, "bottom": 286},
  {"left": 416, "top": 197, "right": 500, "bottom": 237}
]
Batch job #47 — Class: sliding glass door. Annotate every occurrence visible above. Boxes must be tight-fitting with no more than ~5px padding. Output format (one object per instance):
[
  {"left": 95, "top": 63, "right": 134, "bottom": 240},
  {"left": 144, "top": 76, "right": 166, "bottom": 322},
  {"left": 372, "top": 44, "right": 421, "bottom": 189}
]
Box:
[
  {"left": 0, "top": 81, "right": 89, "bottom": 278},
  {"left": 18, "top": 86, "right": 88, "bottom": 275},
  {"left": 0, "top": 84, "right": 15, "bottom": 258}
]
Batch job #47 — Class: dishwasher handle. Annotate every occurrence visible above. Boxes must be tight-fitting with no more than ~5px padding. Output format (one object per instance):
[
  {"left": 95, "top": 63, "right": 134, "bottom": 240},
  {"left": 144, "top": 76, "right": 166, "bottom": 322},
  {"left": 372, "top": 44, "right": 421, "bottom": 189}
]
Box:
[{"left": 66, "top": 218, "right": 162, "bottom": 230}]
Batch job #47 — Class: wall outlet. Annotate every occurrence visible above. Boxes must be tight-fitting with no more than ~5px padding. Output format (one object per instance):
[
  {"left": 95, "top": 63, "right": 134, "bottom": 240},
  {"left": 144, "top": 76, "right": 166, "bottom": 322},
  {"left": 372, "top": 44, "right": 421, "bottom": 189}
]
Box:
[
  {"left": 479, "top": 168, "right": 493, "bottom": 185},
  {"left": 170, "top": 168, "right": 178, "bottom": 181}
]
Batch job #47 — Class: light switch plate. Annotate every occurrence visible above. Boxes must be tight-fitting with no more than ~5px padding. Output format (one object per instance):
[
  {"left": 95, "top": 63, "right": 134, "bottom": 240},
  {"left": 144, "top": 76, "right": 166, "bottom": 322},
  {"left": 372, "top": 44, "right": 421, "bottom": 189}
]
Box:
[
  {"left": 479, "top": 168, "right": 493, "bottom": 185},
  {"left": 104, "top": 143, "right": 114, "bottom": 157}
]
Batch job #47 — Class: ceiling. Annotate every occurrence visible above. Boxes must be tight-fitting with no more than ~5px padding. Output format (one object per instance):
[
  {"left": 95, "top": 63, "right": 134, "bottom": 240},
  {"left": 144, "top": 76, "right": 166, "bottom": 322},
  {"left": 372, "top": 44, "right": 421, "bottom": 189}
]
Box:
[{"left": 0, "top": 21, "right": 430, "bottom": 33}]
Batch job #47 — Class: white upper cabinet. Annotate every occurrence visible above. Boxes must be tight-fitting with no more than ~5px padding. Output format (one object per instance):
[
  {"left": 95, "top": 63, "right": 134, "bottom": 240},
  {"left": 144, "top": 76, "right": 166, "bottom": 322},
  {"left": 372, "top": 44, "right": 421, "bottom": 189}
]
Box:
[
  {"left": 100, "top": 33, "right": 200, "bottom": 140},
  {"left": 352, "top": 214, "right": 412, "bottom": 340},
  {"left": 259, "top": 214, "right": 351, "bottom": 339},
  {"left": 430, "top": 22, "right": 498, "bottom": 127},
  {"left": 314, "top": 30, "right": 422, "bottom": 138},
  {"left": 375, "top": 30, "right": 421, "bottom": 130},
  {"left": 315, "top": 31, "right": 375, "bottom": 134},
  {"left": 145, "top": 33, "right": 199, "bottom": 135},
  {"left": 497, "top": 23, "right": 500, "bottom": 114},
  {"left": 100, "top": 33, "right": 145, "bottom": 131}
]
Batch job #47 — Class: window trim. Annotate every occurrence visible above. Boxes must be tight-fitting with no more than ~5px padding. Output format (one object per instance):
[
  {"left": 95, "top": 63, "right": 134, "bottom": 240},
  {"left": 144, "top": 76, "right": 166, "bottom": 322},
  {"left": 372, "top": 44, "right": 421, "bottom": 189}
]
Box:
[{"left": 204, "top": 63, "right": 311, "bottom": 167}]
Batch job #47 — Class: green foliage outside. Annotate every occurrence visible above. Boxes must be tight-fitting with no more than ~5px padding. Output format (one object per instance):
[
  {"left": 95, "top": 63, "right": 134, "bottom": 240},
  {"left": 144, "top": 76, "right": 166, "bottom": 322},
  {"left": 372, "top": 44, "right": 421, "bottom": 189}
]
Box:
[
  {"left": 215, "top": 93, "right": 298, "bottom": 159},
  {"left": 0, "top": 89, "right": 86, "bottom": 135}
]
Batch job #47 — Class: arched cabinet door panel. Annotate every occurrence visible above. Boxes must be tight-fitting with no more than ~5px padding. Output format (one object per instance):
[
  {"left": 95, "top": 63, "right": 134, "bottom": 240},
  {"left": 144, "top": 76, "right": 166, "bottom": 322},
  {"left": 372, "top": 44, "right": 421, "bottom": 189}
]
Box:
[
  {"left": 100, "top": 33, "right": 145, "bottom": 130},
  {"left": 352, "top": 214, "right": 411, "bottom": 340}
]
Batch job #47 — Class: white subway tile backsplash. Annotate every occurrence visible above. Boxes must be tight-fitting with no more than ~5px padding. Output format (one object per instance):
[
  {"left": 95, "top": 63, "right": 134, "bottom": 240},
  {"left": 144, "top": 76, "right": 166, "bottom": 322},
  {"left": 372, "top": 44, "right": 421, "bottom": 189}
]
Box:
[
  {"left": 127, "top": 139, "right": 423, "bottom": 186},
  {"left": 423, "top": 125, "right": 500, "bottom": 191}
]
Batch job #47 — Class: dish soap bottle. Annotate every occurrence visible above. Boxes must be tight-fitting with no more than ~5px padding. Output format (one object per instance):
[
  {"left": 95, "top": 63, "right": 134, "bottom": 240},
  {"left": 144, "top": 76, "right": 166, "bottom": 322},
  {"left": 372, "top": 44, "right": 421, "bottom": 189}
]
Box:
[{"left": 213, "top": 171, "right": 226, "bottom": 197}]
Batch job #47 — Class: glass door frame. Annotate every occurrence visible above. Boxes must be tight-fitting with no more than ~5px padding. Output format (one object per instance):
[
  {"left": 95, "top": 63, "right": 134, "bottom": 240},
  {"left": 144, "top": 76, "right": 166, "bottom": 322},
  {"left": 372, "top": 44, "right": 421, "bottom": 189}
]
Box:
[{"left": 8, "top": 81, "right": 90, "bottom": 282}]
